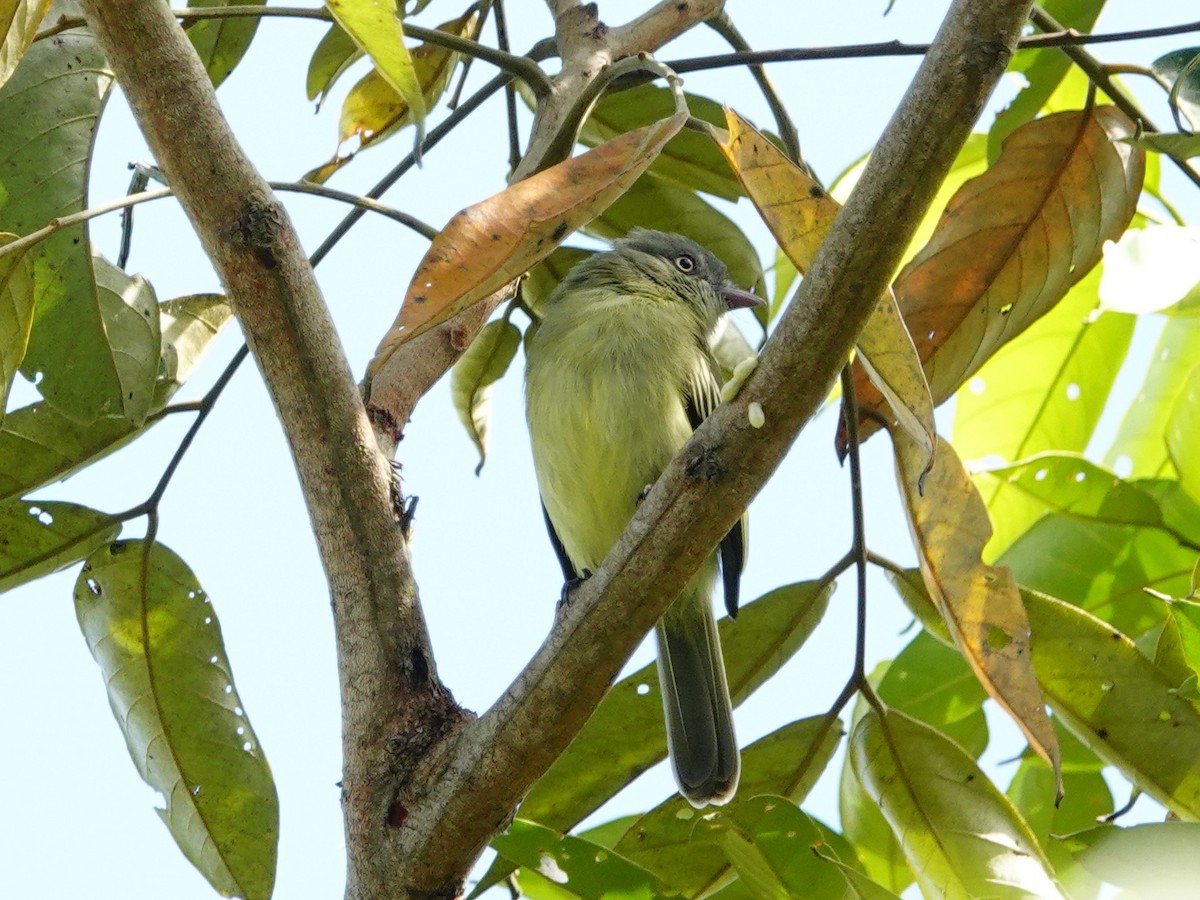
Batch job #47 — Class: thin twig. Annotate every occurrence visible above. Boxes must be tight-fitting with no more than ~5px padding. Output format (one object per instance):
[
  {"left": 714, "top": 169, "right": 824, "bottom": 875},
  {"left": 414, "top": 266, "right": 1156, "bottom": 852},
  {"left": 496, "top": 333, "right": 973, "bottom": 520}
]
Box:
[
  {"left": 707, "top": 12, "right": 802, "bottom": 166},
  {"left": 840, "top": 364, "right": 870, "bottom": 682},
  {"left": 493, "top": 0, "right": 523, "bottom": 173},
  {"left": 1028, "top": 4, "right": 1200, "bottom": 190}
]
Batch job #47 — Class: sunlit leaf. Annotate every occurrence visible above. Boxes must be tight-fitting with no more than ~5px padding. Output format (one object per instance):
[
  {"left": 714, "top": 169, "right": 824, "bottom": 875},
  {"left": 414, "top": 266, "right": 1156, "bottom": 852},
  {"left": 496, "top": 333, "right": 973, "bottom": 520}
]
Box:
[
  {"left": 472, "top": 581, "right": 833, "bottom": 897},
  {"left": 184, "top": 0, "right": 265, "bottom": 88},
  {"left": 450, "top": 318, "right": 520, "bottom": 473},
  {"left": 0, "top": 232, "right": 34, "bottom": 421},
  {"left": 1099, "top": 225, "right": 1200, "bottom": 315},
  {"left": 582, "top": 84, "right": 741, "bottom": 200},
  {"left": 1068, "top": 822, "right": 1200, "bottom": 897},
  {"left": 0, "top": 0, "right": 51, "bottom": 90},
  {"left": 851, "top": 708, "right": 1063, "bottom": 899},
  {"left": 0, "top": 499, "right": 119, "bottom": 593},
  {"left": 988, "top": 0, "right": 1105, "bottom": 159},
  {"left": 306, "top": 9, "right": 479, "bottom": 183},
  {"left": 1105, "top": 317, "right": 1200, "bottom": 479},
  {"left": 1025, "top": 589, "right": 1200, "bottom": 819},
  {"left": 877, "top": 629, "right": 989, "bottom": 757},
  {"left": 0, "top": 294, "right": 232, "bottom": 501},
  {"left": 1006, "top": 723, "right": 1113, "bottom": 844},
  {"left": 306, "top": 21, "right": 362, "bottom": 106},
  {"left": 893, "top": 430, "right": 1060, "bottom": 787},
  {"left": 1168, "top": 367, "right": 1200, "bottom": 506},
  {"left": 493, "top": 820, "right": 677, "bottom": 900},
  {"left": 369, "top": 111, "right": 687, "bottom": 360},
  {"left": 953, "top": 265, "right": 1135, "bottom": 557},
  {"left": 0, "top": 13, "right": 117, "bottom": 422},
  {"left": 325, "top": 0, "right": 426, "bottom": 147},
  {"left": 859, "top": 107, "right": 1144, "bottom": 440},
  {"left": 75, "top": 541, "right": 278, "bottom": 900},
  {"left": 714, "top": 110, "right": 934, "bottom": 463},
  {"left": 694, "top": 796, "right": 867, "bottom": 900},
  {"left": 612, "top": 717, "right": 844, "bottom": 898}
]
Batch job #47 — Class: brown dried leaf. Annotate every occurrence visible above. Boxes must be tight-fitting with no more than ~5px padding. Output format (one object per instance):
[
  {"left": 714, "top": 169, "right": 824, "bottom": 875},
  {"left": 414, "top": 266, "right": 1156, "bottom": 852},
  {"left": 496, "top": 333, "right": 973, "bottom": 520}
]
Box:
[
  {"left": 892, "top": 428, "right": 1061, "bottom": 795},
  {"left": 854, "top": 107, "right": 1144, "bottom": 439},
  {"left": 714, "top": 109, "right": 933, "bottom": 461},
  {"left": 369, "top": 111, "right": 688, "bottom": 370}
]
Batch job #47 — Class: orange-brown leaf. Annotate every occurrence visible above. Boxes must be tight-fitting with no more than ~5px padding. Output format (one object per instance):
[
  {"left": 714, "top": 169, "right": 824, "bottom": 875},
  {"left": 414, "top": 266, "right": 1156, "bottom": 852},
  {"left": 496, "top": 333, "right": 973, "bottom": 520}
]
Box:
[
  {"left": 715, "top": 109, "right": 933, "bottom": 461},
  {"left": 855, "top": 107, "right": 1144, "bottom": 437},
  {"left": 369, "top": 111, "right": 688, "bottom": 370},
  {"left": 893, "top": 428, "right": 1061, "bottom": 795}
]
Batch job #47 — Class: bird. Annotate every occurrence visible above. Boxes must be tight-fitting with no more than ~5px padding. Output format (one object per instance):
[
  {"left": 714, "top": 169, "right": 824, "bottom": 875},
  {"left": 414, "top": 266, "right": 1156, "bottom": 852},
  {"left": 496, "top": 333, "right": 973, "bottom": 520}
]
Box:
[{"left": 524, "top": 228, "right": 762, "bottom": 806}]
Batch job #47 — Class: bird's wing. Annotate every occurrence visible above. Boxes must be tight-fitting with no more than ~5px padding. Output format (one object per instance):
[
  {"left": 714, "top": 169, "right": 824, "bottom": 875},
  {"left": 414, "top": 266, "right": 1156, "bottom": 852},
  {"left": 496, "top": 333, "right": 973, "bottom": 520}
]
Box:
[
  {"left": 542, "top": 502, "right": 579, "bottom": 583},
  {"left": 683, "top": 359, "right": 746, "bottom": 620}
]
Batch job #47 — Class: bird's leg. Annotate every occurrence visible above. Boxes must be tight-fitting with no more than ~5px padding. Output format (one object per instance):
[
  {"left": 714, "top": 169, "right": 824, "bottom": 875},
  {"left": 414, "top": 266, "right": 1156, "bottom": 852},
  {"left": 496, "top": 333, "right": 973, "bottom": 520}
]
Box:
[{"left": 557, "top": 568, "right": 593, "bottom": 613}]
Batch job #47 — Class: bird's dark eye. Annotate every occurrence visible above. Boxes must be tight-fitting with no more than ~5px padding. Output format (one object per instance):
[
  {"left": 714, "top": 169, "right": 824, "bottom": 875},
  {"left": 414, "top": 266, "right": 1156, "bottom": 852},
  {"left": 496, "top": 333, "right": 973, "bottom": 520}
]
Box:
[{"left": 674, "top": 254, "right": 696, "bottom": 273}]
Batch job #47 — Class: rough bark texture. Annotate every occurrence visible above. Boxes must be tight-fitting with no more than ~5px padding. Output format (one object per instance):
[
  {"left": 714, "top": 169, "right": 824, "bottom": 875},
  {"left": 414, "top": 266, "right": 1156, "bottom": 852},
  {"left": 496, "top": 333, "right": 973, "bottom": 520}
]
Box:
[{"left": 77, "top": 0, "right": 1033, "bottom": 896}]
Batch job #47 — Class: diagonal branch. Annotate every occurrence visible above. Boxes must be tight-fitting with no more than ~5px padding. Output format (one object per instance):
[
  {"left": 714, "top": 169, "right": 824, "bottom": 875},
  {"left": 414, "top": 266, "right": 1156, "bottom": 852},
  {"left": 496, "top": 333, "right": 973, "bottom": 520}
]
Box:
[{"left": 388, "top": 0, "right": 1036, "bottom": 885}]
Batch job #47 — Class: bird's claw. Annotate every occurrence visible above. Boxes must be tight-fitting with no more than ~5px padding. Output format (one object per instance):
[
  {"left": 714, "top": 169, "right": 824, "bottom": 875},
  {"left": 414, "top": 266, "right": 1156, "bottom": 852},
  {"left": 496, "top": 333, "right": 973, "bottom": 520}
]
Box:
[{"left": 557, "top": 569, "right": 593, "bottom": 612}]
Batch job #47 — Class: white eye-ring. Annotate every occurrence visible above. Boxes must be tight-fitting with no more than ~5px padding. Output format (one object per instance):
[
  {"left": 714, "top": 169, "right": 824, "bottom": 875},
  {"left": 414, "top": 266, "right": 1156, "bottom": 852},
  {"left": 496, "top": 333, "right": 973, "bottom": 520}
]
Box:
[{"left": 674, "top": 254, "right": 696, "bottom": 273}]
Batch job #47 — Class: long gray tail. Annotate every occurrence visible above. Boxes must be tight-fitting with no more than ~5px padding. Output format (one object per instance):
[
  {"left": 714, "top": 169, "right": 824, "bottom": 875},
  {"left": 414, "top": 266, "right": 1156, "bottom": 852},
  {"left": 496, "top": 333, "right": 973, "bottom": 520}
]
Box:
[{"left": 655, "top": 589, "right": 739, "bottom": 806}]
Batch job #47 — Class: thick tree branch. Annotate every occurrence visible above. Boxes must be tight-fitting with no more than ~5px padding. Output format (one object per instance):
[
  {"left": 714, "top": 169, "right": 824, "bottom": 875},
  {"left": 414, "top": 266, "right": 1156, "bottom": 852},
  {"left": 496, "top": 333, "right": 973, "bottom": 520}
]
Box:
[
  {"left": 387, "top": 0, "right": 1035, "bottom": 885},
  {"left": 74, "top": 2, "right": 459, "bottom": 899}
]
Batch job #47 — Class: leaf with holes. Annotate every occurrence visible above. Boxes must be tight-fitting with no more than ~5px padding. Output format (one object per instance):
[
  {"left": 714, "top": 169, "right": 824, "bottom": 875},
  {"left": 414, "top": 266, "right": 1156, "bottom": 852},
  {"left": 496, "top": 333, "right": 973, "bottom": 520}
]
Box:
[
  {"left": 471, "top": 580, "right": 833, "bottom": 897},
  {"left": 855, "top": 107, "right": 1144, "bottom": 442},
  {"left": 369, "top": 111, "right": 687, "bottom": 363},
  {"left": 75, "top": 541, "right": 278, "bottom": 900},
  {"left": 851, "top": 708, "right": 1063, "bottom": 899},
  {"left": 0, "top": 11, "right": 118, "bottom": 422},
  {"left": 714, "top": 110, "right": 934, "bottom": 464},
  {"left": 325, "top": 0, "right": 425, "bottom": 147},
  {"left": 450, "top": 318, "right": 520, "bottom": 474},
  {"left": 0, "top": 499, "right": 119, "bottom": 593},
  {"left": 611, "top": 717, "right": 843, "bottom": 899},
  {"left": 0, "top": 0, "right": 51, "bottom": 90},
  {"left": 0, "top": 294, "right": 232, "bottom": 501},
  {"left": 893, "top": 430, "right": 1061, "bottom": 791}
]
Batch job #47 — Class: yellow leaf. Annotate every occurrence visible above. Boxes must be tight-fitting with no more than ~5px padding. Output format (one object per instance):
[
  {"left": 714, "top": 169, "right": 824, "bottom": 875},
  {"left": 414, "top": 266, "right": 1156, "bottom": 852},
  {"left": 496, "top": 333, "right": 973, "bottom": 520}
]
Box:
[
  {"left": 714, "top": 109, "right": 933, "bottom": 463},
  {"left": 892, "top": 428, "right": 1061, "bottom": 794}
]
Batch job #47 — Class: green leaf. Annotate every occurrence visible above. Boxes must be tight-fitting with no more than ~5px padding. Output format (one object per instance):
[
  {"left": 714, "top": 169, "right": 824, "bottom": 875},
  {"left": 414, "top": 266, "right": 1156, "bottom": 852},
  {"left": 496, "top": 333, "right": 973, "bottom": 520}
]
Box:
[
  {"left": 850, "top": 708, "right": 1063, "bottom": 899},
  {"left": 1106, "top": 316, "right": 1200, "bottom": 479},
  {"left": 493, "top": 820, "right": 680, "bottom": 900},
  {"left": 999, "top": 513, "right": 1189, "bottom": 638},
  {"left": 1006, "top": 722, "right": 1112, "bottom": 842},
  {"left": 450, "top": 319, "right": 520, "bottom": 474},
  {"left": 951, "top": 264, "right": 1135, "bottom": 558},
  {"left": 988, "top": 0, "right": 1105, "bottom": 160},
  {"left": 0, "top": 0, "right": 50, "bottom": 92},
  {"left": 325, "top": 0, "right": 426, "bottom": 146},
  {"left": 75, "top": 541, "right": 278, "bottom": 900},
  {"left": 94, "top": 253, "right": 161, "bottom": 426},
  {"left": 877, "top": 629, "right": 989, "bottom": 757},
  {"left": 473, "top": 582, "right": 834, "bottom": 898},
  {"left": 0, "top": 12, "right": 118, "bottom": 422},
  {"left": 1099, "top": 225, "right": 1200, "bottom": 314},
  {"left": 0, "top": 294, "right": 232, "bottom": 501},
  {"left": 582, "top": 84, "right": 742, "bottom": 200},
  {"left": 694, "top": 797, "right": 864, "bottom": 900},
  {"left": 1068, "top": 822, "right": 1200, "bottom": 895},
  {"left": 613, "top": 716, "right": 844, "bottom": 898},
  {"left": 0, "top": 499, "right": 120, "bottom": 592},
  {"left": 306, "top": 21, "right": 362, "bottom": 105},
  {"left": 1152, "top": 47, "right": 1200, "bottom": 130},
  {"left": 1025, "top": 588, "right": 1200, "bottom": 819},
  {"left": 185, "top": 0, "right": 265, "bottom": 88},
  {"left": 585, "top": 173, "right": 765, "bottom": 299},
  {"left": 0, "top": 232, "right": 35, "bottom": 421},
  {"left": 1167, "top": 366, "right": 1200, "bottom": 506},
  {"left": 1130, "top": 130, "right": 1200, "bottom": 159},
  {"left": 980, "top": 454, "right": 1167, "bottom": 531},
  {"left": 840, "top": 720, "right": 913, "bottom": 896}
]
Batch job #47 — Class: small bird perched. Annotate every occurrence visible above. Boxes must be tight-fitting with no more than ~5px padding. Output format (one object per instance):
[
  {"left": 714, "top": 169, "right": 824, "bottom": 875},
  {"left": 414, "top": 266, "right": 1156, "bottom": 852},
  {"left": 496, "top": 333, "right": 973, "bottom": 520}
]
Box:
[{"left": 524, "top": 228, "right": 763, "bottom": 806}]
